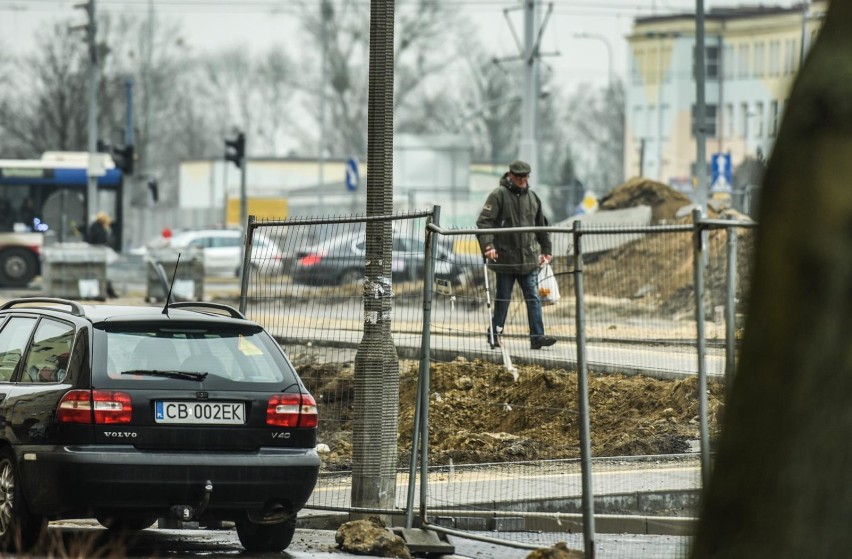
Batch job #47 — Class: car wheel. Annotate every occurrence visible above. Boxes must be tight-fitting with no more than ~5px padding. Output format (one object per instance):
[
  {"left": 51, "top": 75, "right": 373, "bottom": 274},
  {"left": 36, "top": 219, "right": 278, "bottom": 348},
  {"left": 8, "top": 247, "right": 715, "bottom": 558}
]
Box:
[
  {"left": 0, "top": 448, "right": 45, "bottom": 552},
  {"left": 0, "top": 248, "right": 38, "bottom": 287},
  {"left": 236, "top": 516, "right": 296, "bottom": 552},
  {"left": 97, "top": 516, "right": 157, "bottom": 532},
  {"left": 338, "top": 269, "right": 363, "bottom": 285}
]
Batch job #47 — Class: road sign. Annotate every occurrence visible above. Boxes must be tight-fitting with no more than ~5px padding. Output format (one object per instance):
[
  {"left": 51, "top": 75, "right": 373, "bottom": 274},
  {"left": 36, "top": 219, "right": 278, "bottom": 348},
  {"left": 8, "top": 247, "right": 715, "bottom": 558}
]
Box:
[
  {"left": 345, "top": 157, "right": 359, "bottom": 192},
  {"left": 710, "top": 152, "right": 732, "bottom": 192}
]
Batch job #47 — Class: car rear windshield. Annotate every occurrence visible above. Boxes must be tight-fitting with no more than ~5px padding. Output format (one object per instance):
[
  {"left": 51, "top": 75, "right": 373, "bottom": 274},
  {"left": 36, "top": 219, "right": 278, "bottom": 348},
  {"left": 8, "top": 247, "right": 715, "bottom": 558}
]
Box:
[{"left": 93, "top": 323, "right": 301, "bottom": 390}]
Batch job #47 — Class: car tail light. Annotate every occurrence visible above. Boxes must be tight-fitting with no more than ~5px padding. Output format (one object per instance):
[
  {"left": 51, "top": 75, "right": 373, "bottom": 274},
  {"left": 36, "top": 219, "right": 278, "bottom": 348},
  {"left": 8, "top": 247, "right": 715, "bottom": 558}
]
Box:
[
  {"left": 267, "top": 393, "right": 318, "bottom": 428},
  {"left": 298, "top": 254, "right": 323, "bottom": 267},
  {"left": 57, "top": 390, "right": 133, "bottom": 424}
]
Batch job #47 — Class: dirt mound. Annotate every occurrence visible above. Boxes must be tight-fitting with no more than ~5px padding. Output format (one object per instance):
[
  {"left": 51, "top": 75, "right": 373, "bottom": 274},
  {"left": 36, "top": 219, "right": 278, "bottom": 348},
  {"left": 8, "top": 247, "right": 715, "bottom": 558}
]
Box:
[
  {"left": 599, "top": 177, "right": 693, "bottom": 223},
  {"left": 298, "top": 359, "right": 723, "bottom": 470}
]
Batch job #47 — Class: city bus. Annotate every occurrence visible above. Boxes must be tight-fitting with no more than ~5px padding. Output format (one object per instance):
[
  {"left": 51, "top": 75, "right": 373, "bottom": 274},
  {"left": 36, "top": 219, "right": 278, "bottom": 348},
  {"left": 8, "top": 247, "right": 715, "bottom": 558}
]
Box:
[
  {"left": 0, "top": 151, "right": 126, "bottom": 245},
  {"left": 0, "top": 152, "right": 126, "bottom": 286}
]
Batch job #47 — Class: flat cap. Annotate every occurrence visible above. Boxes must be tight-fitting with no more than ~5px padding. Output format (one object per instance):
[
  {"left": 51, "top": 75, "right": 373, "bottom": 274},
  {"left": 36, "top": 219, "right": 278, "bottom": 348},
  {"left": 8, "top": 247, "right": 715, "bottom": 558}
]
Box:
[{"left": 508, "top": 160, "right": 531, "bottom": 175}]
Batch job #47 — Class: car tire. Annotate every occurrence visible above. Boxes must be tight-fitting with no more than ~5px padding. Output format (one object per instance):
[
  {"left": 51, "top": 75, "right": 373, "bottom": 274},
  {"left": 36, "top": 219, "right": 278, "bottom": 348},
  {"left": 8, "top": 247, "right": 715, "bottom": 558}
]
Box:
[
  {"left": 0, "top": 448, "right": 45, "bottom": 552},
  {"left": 0, "top": 248, "right": 38, "bottom": 287},
  {"left": 236, "top": 516, "right": 296, "bottom": 552},
  {"left": 97, "top": 516, "right": 157, "bottom": 532},
  {"left": 338, "top": 269, "right": 363, "bottom": 286}
]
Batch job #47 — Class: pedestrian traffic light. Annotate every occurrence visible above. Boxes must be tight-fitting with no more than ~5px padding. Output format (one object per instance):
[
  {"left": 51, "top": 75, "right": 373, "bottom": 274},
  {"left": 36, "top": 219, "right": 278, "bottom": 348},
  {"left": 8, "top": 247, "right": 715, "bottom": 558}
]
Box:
[
  {"left": 112, "top": 144, "right": 135, "bottom": 175},
  {"left": 224, "top": 132, "right": 245, "bottom": 169}
]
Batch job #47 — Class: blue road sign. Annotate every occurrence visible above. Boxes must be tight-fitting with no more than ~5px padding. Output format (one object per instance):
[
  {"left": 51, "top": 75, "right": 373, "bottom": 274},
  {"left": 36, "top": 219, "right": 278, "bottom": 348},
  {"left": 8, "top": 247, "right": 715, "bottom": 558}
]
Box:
[
  {"left": 710, "top": 152, "right": 732, "bottom": 192},
  {"left": 345, "top": 157, "right": 359, "bottom": 192}
]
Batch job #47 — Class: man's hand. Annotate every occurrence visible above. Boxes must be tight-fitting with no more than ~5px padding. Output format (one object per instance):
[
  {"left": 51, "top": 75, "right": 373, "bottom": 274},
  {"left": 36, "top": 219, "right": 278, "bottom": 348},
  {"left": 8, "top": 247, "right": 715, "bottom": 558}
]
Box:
[
  {"left": 485, "top": 247, "right": 498, "bottom": 261},
  {"left": 539, "top": 254, "right": 552, "bottom": 266}
]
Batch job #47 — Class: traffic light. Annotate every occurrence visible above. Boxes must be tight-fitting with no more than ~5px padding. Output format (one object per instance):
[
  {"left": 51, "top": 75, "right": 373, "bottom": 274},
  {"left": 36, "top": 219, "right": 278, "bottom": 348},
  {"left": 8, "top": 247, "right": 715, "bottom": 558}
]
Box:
[
  {"left": 224, "top": 132, "right": 245, "bottom": 169},
  {"left": 112, "top": 144, "right": 135, "bottom": 175}
]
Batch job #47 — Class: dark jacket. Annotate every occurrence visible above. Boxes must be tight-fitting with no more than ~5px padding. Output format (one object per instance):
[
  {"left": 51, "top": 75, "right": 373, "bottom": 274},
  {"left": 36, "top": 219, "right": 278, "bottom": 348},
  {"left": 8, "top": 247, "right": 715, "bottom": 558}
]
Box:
[
  {"left": 476, "top": 174, "right": 552, "bottom": 275},
  {"left": 87, "top": 221, "right": 112, "bottom": 247}
]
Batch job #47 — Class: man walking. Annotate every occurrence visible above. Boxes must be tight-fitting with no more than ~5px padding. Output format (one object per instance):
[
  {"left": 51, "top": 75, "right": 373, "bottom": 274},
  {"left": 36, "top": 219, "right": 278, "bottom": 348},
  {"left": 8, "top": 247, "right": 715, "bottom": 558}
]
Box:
[{"left": 477, "top": 160, "right": 557, "bottom": 350}]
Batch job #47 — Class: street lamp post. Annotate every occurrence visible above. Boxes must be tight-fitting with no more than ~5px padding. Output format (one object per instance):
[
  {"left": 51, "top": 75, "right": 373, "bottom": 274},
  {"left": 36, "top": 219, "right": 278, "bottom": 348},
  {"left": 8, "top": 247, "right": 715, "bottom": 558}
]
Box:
[{"left": 574, "top": 32, "right": 613, "bottom": 86}]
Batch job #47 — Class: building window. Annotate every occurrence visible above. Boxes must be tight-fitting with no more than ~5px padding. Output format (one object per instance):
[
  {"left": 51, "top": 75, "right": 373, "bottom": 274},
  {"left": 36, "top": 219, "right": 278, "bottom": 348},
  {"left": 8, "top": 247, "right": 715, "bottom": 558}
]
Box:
[
  {"left": 692, "top": 104, "right": 717, "bottom": 137},
  {"left": 784, "top": 38, "right": 799, "bottom": 74},
  {"left": 647, "top": 104, "right": 657, "bottom": 143},
  {"left": 660, "top": 104, "right": 670, "bottom": 139},
  {"left": 738, "top": 44, "right": 751, "bottom": 78},
  {"left": 723, "top": 44, "right": 735, "bottom": 80},
  {"left": 755, "top": 102, "right": 765, "bottom": 137},
  {"left": 706, "top": 45, "right": 720, "bottom": 79},
  {"left": 693, "top": 45, "right": 720, "bottom": 80},
  {"left": 741, "top": 103, "right": 750, "bottom": 137},
  {"left": 662, "top": 46, "right": 672, "bottom": 83},
  {"left": 725, "top": 104, "right": 735, "bottom": 139},
  {"left": 770, "top": 100, "right": 779, "bottom": 136},
  {"left": 632, "top": 49, "right": 643, "bottom": 85},
  {"left": 754, "top": 42, "right": 765, "bottom": 78},
  {"left": 769, "top": 40, "right": 781, "bottom": 76},
  {"left": 633, "top": 106, "right": 644, "bottom": 140}
]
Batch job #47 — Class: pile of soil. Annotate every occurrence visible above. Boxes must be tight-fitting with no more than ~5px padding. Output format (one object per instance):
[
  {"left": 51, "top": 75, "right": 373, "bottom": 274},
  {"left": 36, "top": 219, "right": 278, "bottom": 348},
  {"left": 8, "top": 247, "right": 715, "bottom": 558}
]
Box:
[
  {"left": 298, "top": 359, "right": 724, "bottom": 470},
  {"left": 561, "top": 179, "right": 756, "bottom": 317},
  {"left": 576, "top": 211, "right": 755, "bottom": 317},
  {"left": 599, "top": 177, "right": 694, "bottom": 223}
]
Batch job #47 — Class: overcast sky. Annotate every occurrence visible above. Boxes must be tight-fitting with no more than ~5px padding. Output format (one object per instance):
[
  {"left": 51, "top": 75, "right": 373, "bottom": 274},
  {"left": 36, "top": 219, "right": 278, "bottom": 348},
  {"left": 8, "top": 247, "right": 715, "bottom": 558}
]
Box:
[{"left": 0, "top": 0, "right": 801, "bottom": 92}]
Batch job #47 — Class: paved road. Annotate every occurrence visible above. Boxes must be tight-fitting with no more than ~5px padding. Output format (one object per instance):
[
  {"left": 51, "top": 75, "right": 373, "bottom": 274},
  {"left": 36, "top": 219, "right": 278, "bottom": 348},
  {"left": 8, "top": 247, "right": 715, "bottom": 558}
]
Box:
[{"left": 23, "top": 522, "right": 690, "bottom": 559}]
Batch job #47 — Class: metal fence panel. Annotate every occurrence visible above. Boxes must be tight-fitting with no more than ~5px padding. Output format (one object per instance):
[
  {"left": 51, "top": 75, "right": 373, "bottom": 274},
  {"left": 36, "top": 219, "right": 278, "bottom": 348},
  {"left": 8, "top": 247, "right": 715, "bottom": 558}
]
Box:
[{"left": 240, "top": 211, "right": 756, "bottom": 559}]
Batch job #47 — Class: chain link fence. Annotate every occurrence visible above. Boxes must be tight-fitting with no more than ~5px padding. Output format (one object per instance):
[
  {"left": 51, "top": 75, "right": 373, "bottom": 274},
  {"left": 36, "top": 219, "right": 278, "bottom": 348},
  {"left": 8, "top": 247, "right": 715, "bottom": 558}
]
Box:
[{"left": 240, "top": 208, "right": 756, "bottom": 558}]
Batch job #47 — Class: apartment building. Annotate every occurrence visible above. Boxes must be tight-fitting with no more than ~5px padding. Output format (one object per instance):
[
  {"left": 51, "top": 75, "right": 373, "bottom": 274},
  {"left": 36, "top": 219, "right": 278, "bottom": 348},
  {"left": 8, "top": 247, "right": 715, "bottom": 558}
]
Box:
[{"left": 624, "top": 2, "right": 826, "bottom": 193}]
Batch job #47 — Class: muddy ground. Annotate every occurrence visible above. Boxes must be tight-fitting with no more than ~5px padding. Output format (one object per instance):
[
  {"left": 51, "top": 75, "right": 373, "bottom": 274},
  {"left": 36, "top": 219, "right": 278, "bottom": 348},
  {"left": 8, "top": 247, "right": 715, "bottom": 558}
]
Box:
[{"left": 299, "top": 358, "right": 724, "bottom": 470}]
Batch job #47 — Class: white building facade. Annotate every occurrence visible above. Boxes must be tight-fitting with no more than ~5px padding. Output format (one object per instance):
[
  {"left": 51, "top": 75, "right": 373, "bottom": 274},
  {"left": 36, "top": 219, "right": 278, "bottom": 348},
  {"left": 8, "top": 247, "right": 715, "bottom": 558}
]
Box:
[{"left": 624, "top": 2, "right": 826, "bottom": 194}]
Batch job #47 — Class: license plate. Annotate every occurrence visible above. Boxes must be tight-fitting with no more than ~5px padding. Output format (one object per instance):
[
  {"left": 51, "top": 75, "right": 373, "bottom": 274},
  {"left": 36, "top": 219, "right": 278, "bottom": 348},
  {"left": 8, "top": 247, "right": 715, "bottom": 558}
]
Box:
[{"left": 154, "top": 401, "right": 245, "bottom": 425}]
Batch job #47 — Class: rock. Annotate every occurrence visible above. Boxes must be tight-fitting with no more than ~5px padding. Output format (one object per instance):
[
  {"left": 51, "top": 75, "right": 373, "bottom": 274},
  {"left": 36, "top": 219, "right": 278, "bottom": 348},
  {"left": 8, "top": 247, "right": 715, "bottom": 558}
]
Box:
[
  {"left": 335, "top": 518, "right": 412, "bottom": 558},
  {"left": 525, "top": 541, "right": 585, "bottom": 558}
]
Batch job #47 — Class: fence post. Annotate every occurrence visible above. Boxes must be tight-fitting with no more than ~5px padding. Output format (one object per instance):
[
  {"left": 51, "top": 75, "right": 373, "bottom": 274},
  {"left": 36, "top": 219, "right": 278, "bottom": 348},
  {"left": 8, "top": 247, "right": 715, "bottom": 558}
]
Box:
[
  {"left": 692, "top": 209, "right": 711, "bottom": 486},
  {"left": 572, "top": 220, "right": 596, "bottom": 559},
  {"left": 724, "top": 219, "right": 738, "bottom": 397},
  {"left": 238, "top": 215, "right": 255, "bottom": 316},
  {"left": 405, "top": 206, "right": 438, "bottom": 528}
]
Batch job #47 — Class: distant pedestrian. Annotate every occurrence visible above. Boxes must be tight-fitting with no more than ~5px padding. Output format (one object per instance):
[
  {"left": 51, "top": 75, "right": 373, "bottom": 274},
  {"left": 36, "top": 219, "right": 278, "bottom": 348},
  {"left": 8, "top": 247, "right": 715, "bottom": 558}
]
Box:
[
  {"left": 87, "top": 212, "right": 118, "bottom": 298},
  {"left": 476, "top": 160, "right": 556, "bottom": 350},
  {"left": 87, "top": 211, "right": 115, "bottom": 248}
]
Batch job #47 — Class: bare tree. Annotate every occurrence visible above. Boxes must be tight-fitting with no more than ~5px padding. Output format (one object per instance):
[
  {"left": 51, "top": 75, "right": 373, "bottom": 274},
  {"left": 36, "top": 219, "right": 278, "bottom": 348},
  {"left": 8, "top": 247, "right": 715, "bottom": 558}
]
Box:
[
  {"left": 562, "top": 80, "right": 625, "bottom": 193},
  {"left": 0, "top": 24, "right": 89, "bottom": 157},
  {"left": 197, "top": 45, "right": 296, "bottom": 157},
  {"left": 297, "top": 0, "right": 463, "bottom": 158},
  {"left": 690, "top": 2, "right": 852, "bottom": 557}
]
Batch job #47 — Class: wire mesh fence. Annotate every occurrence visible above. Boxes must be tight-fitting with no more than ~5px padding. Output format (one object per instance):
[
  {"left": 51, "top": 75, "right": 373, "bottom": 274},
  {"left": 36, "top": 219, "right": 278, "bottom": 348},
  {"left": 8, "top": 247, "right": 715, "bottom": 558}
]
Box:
[{"left": 240, "top": 210, "right": 756, "bottom": 558}]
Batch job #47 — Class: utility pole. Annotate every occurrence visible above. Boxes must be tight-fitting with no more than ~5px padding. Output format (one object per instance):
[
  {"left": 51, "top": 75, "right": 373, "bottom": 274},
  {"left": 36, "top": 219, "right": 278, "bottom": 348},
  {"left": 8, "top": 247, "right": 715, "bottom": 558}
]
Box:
[
  {"left": 72, "top": 0, "right": 100, "bottom": 227},
  {"left": 519, "top": 0, "right": 538, "bottom": 169},
  {"left": 318, "top": 0, "right": 333, "bottom": 190},
  {"left": 695, "top": 0, "right": 708, "bottom": 213},
  {"left": 496, "top": 1, "right": 553, "bottom": 170}
]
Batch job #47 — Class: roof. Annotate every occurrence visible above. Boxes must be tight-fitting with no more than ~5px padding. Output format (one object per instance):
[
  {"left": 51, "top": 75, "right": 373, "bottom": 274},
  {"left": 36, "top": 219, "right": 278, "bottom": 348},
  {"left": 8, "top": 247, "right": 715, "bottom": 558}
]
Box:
[
  {"left": 0, "top": 298, "right": 251, "bottom": 326},
  {"left": 635, "top": 3, "right": 806, "bottom": 26}
]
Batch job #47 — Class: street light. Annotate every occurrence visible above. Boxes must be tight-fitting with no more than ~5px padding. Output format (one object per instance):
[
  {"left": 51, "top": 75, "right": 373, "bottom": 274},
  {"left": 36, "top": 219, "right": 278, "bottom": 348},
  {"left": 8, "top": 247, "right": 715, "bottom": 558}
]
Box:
[{"left": 573, "top": 32, "right": 613, "bottom": 86}]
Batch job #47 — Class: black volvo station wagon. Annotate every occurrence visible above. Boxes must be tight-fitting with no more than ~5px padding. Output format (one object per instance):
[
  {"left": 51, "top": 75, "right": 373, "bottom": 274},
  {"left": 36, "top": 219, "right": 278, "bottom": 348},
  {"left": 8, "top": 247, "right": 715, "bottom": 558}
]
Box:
[{"left": 0, "top": 297, "right": 320, "bottom": 552}]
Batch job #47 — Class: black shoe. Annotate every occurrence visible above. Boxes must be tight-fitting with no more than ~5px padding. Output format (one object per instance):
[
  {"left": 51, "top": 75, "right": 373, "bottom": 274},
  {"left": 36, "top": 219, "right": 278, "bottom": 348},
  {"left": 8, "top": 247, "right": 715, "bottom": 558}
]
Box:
[
  {"left": 531, "top": 336, "right": 557, "bottom": 350},
  {"left": 487, "top": 328, "right": 502, "bottom": 349}
]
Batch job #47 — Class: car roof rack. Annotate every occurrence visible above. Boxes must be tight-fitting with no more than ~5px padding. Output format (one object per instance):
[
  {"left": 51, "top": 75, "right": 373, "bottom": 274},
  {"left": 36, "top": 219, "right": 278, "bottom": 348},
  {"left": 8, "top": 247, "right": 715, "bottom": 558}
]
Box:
[
  {"left": 0, "top": 297, "right": 86, "bottom": 317},
  {"left": 167, "top": 302, "right": 246, "bottom": 320}
]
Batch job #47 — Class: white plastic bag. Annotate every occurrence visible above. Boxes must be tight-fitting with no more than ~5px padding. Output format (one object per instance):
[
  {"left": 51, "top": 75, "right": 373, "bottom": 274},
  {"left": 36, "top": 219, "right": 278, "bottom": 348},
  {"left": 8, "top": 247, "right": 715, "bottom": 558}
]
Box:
[{"left": 537, "top": 264, "right": 560, "bottom": 306}]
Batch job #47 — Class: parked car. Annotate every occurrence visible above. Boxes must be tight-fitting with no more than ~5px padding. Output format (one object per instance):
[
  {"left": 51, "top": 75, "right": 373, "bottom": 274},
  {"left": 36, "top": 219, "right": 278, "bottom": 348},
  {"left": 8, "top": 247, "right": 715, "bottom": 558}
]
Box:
[
  {"left": 291, "top": 232, "right": 474, "bottom": 286},
  {"left": 132, "top": 229, "right": 286, "bottom": 277},
  {"left": 0, "top": 297, "right": 319, "bottom": 552}
]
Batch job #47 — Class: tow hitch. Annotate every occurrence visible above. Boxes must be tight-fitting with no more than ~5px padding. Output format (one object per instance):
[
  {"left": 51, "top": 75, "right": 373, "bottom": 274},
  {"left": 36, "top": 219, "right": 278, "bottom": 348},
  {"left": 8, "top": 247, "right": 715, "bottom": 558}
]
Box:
[{"left": 169, "top": 480, "right": 213, "bottom": 522}]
